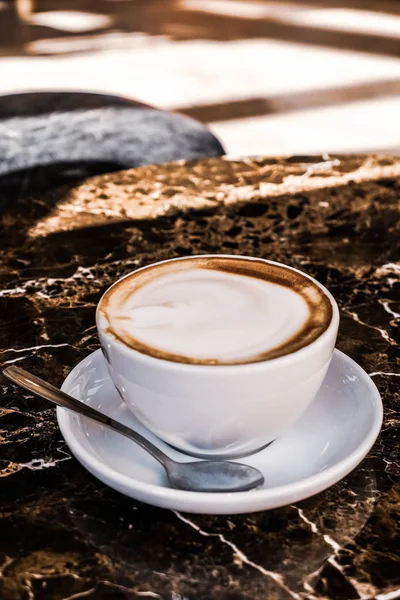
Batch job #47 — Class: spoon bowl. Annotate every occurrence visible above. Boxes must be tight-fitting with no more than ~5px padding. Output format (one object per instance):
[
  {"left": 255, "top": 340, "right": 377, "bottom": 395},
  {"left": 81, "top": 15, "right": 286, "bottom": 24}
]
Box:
[{"left": 168, "top": 460, "right": 264, "bottom": 493}]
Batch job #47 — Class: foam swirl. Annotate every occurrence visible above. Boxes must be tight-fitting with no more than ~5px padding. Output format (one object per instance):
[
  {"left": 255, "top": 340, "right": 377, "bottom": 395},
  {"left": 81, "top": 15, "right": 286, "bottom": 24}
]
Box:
[{"left": 99, "top": 257, "right": 333, "bottom": 365}]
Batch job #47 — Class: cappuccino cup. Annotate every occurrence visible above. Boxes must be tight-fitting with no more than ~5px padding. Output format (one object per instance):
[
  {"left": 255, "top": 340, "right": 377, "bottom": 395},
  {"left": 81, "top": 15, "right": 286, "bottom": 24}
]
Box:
[{"left": 96, "top": 255, "right": 339, "bottom": 458}]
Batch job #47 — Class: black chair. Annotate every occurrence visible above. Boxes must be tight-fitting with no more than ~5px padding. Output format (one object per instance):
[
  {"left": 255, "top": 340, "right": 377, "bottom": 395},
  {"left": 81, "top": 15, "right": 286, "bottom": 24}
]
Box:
[{"left": 0, "top": 91, "right": 224, "bottom": 210}]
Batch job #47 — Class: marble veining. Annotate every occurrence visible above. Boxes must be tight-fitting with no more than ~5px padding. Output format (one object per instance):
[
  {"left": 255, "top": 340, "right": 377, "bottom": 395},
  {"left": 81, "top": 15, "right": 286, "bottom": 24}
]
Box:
[{"left": 0, "top": 154, "right": 399, "bottom": 600}]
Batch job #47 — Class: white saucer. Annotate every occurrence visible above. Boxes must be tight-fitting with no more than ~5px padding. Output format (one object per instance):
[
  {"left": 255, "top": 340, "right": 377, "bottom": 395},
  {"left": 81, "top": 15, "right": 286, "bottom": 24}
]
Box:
[{"left": 58, "top": 349, "right": 382, "bottom": 515}]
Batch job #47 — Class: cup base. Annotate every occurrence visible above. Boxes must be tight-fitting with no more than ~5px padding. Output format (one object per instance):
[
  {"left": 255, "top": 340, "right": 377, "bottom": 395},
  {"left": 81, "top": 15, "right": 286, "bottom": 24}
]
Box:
[{"left": 166, "top": 439, "right": 275, "bottom": 460}]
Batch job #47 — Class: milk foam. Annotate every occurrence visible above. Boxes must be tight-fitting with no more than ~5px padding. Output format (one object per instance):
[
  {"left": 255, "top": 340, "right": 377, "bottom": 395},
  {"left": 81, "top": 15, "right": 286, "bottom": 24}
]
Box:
[{"left": 103, "top": 267, "right": 311, "bottom": 362}]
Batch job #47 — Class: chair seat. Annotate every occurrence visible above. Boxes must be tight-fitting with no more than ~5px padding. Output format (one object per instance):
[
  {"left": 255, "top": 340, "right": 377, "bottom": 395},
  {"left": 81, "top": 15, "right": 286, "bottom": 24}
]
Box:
[{"left": 0, "top": 92, "right": 224, "bottom": 175}]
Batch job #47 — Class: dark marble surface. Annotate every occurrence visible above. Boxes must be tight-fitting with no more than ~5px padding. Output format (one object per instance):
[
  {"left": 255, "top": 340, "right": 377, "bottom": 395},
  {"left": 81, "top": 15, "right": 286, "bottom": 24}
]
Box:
[{"left": 0, "top": 154, "right": 399, "bottom": 600}]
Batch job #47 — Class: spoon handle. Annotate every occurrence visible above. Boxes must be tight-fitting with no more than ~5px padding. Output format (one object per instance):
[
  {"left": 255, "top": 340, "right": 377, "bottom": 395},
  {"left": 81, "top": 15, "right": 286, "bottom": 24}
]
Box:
[{"left": 3, "top": 365, "right": 172, "bottom": 468}]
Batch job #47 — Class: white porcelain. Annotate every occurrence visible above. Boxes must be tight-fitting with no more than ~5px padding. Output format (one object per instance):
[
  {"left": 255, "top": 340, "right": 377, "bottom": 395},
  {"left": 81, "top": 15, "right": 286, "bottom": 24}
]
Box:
[
  {"left": 57, "top": 348, "right": 382, "bottom": 515},
  {"left": 96, "top": 255, "right": 340, "bottom": 458}
]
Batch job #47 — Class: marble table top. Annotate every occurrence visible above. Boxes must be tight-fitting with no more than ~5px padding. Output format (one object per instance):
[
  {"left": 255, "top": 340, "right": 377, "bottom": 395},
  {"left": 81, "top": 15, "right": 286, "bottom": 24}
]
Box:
[{"left": 0, "top": 154, "right": 399, "bottom": 600}]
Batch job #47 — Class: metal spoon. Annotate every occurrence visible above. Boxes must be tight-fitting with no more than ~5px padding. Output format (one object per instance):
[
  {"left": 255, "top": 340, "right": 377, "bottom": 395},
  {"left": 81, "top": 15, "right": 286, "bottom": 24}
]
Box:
[{"left": 3, "top": 366, "right": 264, "bottom": 493}]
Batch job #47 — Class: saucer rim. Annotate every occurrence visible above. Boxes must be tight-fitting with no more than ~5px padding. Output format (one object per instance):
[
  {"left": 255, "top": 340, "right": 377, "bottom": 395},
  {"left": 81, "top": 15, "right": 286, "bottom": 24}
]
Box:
[{"left": 58, "top": 349, "right": 383, "bottom": 513}]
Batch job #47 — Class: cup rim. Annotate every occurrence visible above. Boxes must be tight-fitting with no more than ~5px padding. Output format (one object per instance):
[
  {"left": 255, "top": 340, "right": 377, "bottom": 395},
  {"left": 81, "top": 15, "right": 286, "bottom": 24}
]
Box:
[{"left": 96, "top": 254, "right": 340, "bottom": 372}]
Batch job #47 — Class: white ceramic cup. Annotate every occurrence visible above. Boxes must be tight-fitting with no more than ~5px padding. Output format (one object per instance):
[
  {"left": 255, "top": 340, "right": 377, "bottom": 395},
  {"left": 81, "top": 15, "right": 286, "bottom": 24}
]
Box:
[{"left": 96, "top": 255, "right": 339, "bottom": 458}]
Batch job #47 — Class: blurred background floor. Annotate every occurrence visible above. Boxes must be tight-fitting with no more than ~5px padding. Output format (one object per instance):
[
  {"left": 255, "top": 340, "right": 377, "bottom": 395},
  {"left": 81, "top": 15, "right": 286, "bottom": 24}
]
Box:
[{"left": 1, "top": 0, "right": 400, "bottom": 156}]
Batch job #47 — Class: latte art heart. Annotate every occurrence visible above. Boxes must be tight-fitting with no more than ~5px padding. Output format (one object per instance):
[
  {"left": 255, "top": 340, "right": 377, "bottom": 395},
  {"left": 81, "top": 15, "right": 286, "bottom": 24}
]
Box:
[{"left": 99, "top": 257, "right": 333, "bottom": 365}]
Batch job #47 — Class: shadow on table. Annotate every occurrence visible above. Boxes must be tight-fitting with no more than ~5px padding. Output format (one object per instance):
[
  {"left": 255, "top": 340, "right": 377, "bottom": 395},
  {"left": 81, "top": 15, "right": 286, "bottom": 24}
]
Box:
[{"left": 65, "top": 461, "right": 378, "bottom": 598}]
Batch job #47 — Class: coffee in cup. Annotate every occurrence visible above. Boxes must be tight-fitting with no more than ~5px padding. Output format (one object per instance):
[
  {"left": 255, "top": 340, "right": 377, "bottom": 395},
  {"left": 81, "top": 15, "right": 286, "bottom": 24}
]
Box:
[{"left": 99, "top": 256, "right": 332, "bottom": 365}]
